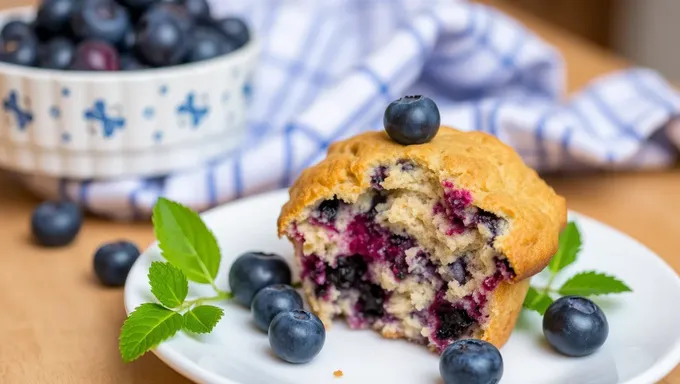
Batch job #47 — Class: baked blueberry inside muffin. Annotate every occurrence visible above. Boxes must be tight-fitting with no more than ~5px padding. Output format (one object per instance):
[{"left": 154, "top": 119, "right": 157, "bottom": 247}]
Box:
[{"left": 278, "top": 127, "right": 566, "bottom": 353}]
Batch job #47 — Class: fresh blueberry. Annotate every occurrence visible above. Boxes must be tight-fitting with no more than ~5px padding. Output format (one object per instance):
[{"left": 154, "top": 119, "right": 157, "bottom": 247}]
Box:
[
  {"left": 181, "top": 0, "right": 211, "bottom": 21},
  {"left": 228, "top": 251, "right": 292, "bottom": 307},
  {"left": 35, "top": 0, "right": 78, "bottom": 37},
  {"left": 269, "top": 309, "right": 325, "bottom": 364},
  {"left": 142, "top": 3, "right": 194, "bottom": 34},
  {"left": 383, "top": 95, "right": 441, "bottom": 145},
  {"left": 251, "top": 284, "right": 304, "bottom": 332},
  {"left": 119, "top": 28, "right": 136, "bottom": 52},
  {"left": 120, "top": 53, "right": 148, "bottom": 70},
  {"left": 71, "top": 0, "right": 131, "bottom": 45},
  {"left": 543, "top": 296, "right": 609, "bottom": 357},
  {"left": 135, "top": 10, "right": 188, "bottom": 66},
  {"left": 439, "top": 339, "right": 503, "bottom": 384},
  {"left": 213, "top": 17, "right": 250, "bottom": 48},
  {"left": 31, "top": 201, "right": 82, "bottom": 247},
  {"left": 118, "top": 0, "right": 158, "bottom": 12},
  {"left": 38, "top": 37, "right": 75, "bottom": 69},
  {"left": 71, "top": 40, "right": 120, "bottom": 71},
  {"left": 93, "top": 240, "right": 141, "bottom": 286},
  {"left": 1, "top": 20, "right": 33, "bottom": 41},
  {"left": 186, "top": 26, "right": 236, "bottom": 63},
  {"left": 0, "top": 35, "right": 38, "bottom": 66}
]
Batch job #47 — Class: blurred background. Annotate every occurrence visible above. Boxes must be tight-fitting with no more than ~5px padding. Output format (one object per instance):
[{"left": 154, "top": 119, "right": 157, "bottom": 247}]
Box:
[
  {"left": 503, "top": 0, "right": 680, "bottom": 82},
  {"left": 4, "top": 0, "right": 679, "bottom": 82}
]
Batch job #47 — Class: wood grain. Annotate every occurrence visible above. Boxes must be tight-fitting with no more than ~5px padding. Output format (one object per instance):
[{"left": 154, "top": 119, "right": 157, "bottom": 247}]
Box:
[{"left": 0, "top": 0, "right": 677, "bottom": 383}]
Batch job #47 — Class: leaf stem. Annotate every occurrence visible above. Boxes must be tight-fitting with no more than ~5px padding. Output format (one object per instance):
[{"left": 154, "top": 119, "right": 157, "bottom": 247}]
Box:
[
  {"left": 540, "top": 272, "right": 559, "bottom": 296},
  {"left": 178, "top": 290, "right": 232, "bottom": 312},
  {"left": 532, "top": 286, "right": 558, "bottom": 294}
]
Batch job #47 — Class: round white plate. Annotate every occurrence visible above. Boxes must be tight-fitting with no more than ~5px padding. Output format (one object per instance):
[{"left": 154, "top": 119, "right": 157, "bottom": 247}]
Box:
[{"left": 124, "top": 189, "right": 680, "bottom": 384}]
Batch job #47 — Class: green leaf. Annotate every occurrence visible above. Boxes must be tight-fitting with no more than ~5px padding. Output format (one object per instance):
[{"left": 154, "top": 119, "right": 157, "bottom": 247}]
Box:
[
  {"left": 152, "top": 197, "right": 221, "bottom": 284},
  {"left": 548, "top": 221, "right": 582, "bottom": 274},
  {"left": 558, "top": 271, "right": 633, "bottom": 296},
  {"left": 148, "top": 262, "right": 189, "bottom": 308},
  {"left": 183, "top": 305, "right": 224, "bottom": 334},
  {"left": 119, "top": 303, "right": 184, "bottom": 362},
  {"left": 523, "top": 287, "right": 554, "bottom": 315}
]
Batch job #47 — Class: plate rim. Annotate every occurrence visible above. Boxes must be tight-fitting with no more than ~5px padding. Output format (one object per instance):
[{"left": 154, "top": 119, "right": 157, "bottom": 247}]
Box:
[{"left": 123, "top": 188, "right": 680, "bottom": 384}]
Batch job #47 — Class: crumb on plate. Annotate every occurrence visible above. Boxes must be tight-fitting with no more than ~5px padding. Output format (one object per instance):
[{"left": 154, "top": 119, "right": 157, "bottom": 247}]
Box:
[{"left": 333, "top": 370, "right": 343, "bottom": 378}]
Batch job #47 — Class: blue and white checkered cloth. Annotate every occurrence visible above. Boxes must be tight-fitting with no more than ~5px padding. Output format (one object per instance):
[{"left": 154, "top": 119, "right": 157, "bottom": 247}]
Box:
[{"left": 18, "top": 0, "right": 680, "bottom": 220}]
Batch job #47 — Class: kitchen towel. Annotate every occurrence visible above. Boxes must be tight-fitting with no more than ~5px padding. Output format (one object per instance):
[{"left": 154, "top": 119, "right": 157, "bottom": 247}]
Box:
[{"left": 18, "top": 0, "right": 680, "bottom": 220}]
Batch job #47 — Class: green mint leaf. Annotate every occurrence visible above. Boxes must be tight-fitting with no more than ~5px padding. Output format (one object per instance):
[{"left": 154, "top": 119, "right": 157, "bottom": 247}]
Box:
[
  {"left": 523, "top": 287, "right": 554, "bottom": 315},
  {"left": 148, "top": 262, "right": 189, "bottom": 308},
  {"left": 119, "top": 303, "right": 184, "bottom": 362},
  {"left": 183, "top": 305, "right": 224, "bottom": 334},
  {"left": 558, "top": 271, "right": 633, "bottom": 296},
  {"left": 548, "top": 221, "right": 582, "bottom": 274},
  {"left": 152, "top": 197, "right": 221, "bottom": 284}
]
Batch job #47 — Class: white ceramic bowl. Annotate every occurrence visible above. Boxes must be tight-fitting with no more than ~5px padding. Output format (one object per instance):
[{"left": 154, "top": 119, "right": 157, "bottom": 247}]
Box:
[{"left": 0, "top": 7, "right": 259, "bottom": 179}]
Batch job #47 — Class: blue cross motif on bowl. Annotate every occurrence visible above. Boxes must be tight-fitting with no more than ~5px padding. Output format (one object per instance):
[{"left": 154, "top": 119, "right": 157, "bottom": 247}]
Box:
[
  {"left": 3, "top": 90, "right": 33, "bottom": 131},
  {"left": 177, "top": 93, "right": 209, "bottom": 129},
  {"left": 84, "top": 100, "right": 125, "bottom": 138}
]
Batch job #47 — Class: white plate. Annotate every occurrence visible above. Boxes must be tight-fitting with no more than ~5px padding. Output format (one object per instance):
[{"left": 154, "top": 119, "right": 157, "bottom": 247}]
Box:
[{"left": 124, "top": 189, "right": 680, "bottom": 384}]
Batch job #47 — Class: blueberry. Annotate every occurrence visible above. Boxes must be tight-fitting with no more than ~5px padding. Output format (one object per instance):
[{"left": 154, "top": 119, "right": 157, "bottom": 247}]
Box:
[
  {"left": 135, "top": 10, "right": 188, "bottom": 66},
  {"left": 143, "top": 3, "right": 194, "bottom": 34},
  {"left": 38, "top": 37, "right": 75, "bottom": 69},
  {"left": 118, "top": 0, "right": 158, "bottom": 12},
  {"left": 543, "top": 296, "right": 609, "bottom": 357},
  {"left": 120, "top": 53, "right": 148, "bottom": 70},
  {"left": 93, "top": 241, "right": 141, "bottom": 286},
  {"left": 71, "top": 0, "right": 131, "bottom": 45},
  {"left": 317, "top": 198, "right": 340, "bottom": 223},
  {"left": 213, "top": 17, "right": 250, "bottom": 48},
  {"left": 2, "top": 20, "right": 33, "bottom": 41},
  {"left": 450, "top": 258, "right": 469, "bottom": 285},
  {"left": 119, "top": 28, "right": 136, "bottom": 52},
  {"left": 35, "top": 0, "right": 78, "bottom": 37},
  {"left": 435, "top": 305, "right": 474, "bottom": 340},
  {"left": 269, "top": 309, "right": 325, "bottom": 364},
  {"left": 383, "top": 95, "right": 441, "bottom": 145},
  {"left": 439, "top": 339, "right": 503, "bottom": 384},
  {"left": 251, "top": 284, "right": 304, "bottom": 332},
  {"left": 0, "top": 35, "right": 38, "bottom": 66},
  {"left": 31, "top": 201, "right": 82, "bottom": 247},
  {"left": 186, "top": 26, "right": 236, "bottom": 63},
  {"left": 181, "top": 0, "right": 211, "bottom": 21},
  {"left": 228, "top": 251, "right": 292, "bottom": 307},
  {"left": 71, "top": 40, "right": 120, "bottom": 71}
]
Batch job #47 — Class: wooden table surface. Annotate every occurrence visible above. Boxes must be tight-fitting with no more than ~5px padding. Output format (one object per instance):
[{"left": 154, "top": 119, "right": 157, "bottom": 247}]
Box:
[{"left": 0, "top": 1, "right": 678, "bottom": 383}]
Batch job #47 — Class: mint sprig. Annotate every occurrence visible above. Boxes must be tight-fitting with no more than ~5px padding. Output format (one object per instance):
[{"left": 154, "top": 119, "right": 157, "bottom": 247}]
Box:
[
  {"left": 523, "top": 220, "right": 632, "bottom": 315},
  {"left": 184, "top": 305, "right": 225, "bottom": 334},
  {"left": 152, "top": 198, "right": 221, "bottom": 286},
  {"left": 120, "top": 303, "right": 184, "bottom": 362},
  {"left": 119, "top": 198, "right": 231, "bottom": 362},
  {"left": 148, "top": 261, "right": 189, "bottom": 308}
]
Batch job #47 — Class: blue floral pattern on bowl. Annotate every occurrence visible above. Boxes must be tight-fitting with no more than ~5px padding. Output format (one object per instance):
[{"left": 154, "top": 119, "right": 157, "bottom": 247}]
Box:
[
  {"left": 0, "top": 8, "right": 259, "bottom": 180},
  {"left": 3, "top": 90, "right": 33, "bottom": 131},
  {"left": 84, "top": 100, "right": 126, "bottom": 139}
]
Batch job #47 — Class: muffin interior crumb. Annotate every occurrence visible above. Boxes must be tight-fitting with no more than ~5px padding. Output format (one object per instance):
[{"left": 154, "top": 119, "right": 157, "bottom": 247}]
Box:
[{"left": 289, "top": 160, "right": 515, "bottom": 352}]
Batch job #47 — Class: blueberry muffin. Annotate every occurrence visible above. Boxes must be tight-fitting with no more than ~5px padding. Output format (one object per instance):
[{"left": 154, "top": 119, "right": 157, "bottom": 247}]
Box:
[{"left": 278, "top": 105, "right": 566, "bottom": 353}]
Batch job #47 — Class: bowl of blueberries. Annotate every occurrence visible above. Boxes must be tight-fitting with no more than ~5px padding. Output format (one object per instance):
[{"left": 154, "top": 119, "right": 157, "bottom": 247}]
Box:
[{"left": 0, "top": 0, "right": 258, "bottom": 179}]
